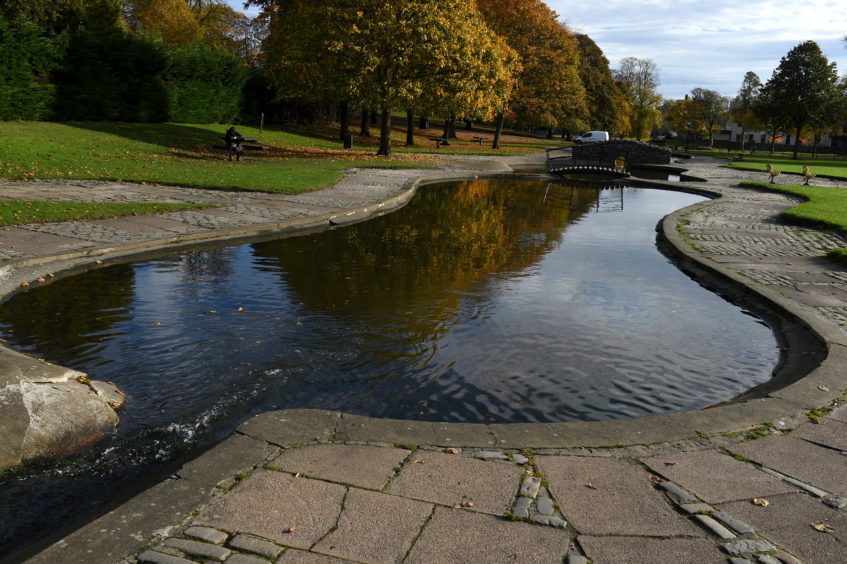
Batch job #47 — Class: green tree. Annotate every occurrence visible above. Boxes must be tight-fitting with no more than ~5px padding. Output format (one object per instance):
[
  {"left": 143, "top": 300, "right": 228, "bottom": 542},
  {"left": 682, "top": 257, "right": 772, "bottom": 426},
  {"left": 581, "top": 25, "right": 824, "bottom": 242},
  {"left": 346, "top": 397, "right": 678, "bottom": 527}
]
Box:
[
  {"left": 760, "top": 41, "right": 838, "bottom": 159},
  {"left": 613, "top": 57, "right": 662, "bottom": 140},
  {"left": 1, "top": 0, "right": 123, "bottom": 34},
  {"left": 689, "top": 87, "right": 729, "bottom": 147},
  {"left": 667, "top": 98, "right": 703, "bottom": 150},
  {"left": 731, "top": 71, "right": 762, "bottom": 151},
  {"left": 574, "top": 34, "right": 631, "bottom": 137}
]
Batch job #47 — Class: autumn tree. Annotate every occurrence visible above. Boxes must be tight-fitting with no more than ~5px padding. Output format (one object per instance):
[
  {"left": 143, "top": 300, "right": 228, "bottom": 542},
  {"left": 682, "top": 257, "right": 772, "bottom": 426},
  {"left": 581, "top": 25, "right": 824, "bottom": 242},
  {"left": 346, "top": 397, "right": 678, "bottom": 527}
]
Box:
[
  {"left": 613, "top": 57, "right": 662, "bottom": 140},
  {"left": 689, "top": 87, "right": 729, "bottom": 147},
  {"left": 476, "top": 0, "right": 587, "bottom": 147},
  {"left": 263, "top": 0, "right": 516, "bottom": 156},
  {"left": 759, "top": 41, "right": 838, "bottom": 159}
]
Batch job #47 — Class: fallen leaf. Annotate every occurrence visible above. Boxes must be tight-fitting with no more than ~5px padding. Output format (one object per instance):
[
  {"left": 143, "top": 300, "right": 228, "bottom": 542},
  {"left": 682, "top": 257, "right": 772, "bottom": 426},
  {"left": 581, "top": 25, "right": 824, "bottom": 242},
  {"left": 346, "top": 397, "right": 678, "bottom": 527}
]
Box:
[
  {"left": 452, "top": 505, "right": 461, "bottom": 509},
  {"left": 237, "top": 307, "right": 245, "bottom": 312},
  {"left": 818, "top": 386, "right": 830, "bottom": 392},
  {"left": 19, "top": 282, "right": 29, "bottom": 287},
  {"left": 444, "top": 448, "right": 460, "bottom": 454},
  {"left": 649, "top": 475, "right": 667, "bottom": 483},
  {"left": 294, "top": 472, "right": 301, "bottom": 478},
  {"left": 811, "top": 522, "right": 834, "bottom": 533},
  {"left": 412, "top": 459, "right": 424, "bottom": 464},
  {"left": 37, "top": 277, "right": 45, "bottom": 283},
  {"left": 585, "top": 483, "right": 598, "bottom": 490},
  {"left": 285, "top": 525, "right": 296, "bottom": 533},
  {"left": 461, "top": 501, "right": 474, "bottom": 507},
  {"left": 153, "top": 321, "right": 161, "bottom": 326},
  {"left": 664, "top": 461, "right": 678, "bottom": 466},
  {"left": 752, "top": 498, "right": 769, "bottom": 507}
]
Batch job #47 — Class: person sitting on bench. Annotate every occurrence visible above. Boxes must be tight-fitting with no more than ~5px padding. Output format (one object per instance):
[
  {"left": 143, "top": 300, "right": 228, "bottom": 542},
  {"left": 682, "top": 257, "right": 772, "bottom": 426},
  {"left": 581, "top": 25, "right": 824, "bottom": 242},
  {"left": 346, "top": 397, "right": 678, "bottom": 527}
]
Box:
[{"left": 225, "top": 126, "right": 245, "bottom": 161}]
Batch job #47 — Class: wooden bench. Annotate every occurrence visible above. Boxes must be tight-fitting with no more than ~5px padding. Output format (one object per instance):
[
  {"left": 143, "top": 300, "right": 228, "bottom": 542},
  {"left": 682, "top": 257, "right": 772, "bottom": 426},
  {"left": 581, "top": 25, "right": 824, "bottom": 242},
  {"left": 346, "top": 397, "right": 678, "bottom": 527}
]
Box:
[
  {"left": 472, "top": 136, "right": 489, "bottom": 146},
  {"left": 214, "top": 136, "right": 269, "bottom": 151},
  {"left": 430, "top": 137, "right": 449, "bottom": 148}
]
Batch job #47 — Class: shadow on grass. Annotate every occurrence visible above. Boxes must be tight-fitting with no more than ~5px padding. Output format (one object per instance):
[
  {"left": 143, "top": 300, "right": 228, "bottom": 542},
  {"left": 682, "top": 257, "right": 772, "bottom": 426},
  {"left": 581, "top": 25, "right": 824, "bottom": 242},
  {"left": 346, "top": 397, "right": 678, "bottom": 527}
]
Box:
[{"left": 61, "top": 121, "right": 230, "bottom": 152}]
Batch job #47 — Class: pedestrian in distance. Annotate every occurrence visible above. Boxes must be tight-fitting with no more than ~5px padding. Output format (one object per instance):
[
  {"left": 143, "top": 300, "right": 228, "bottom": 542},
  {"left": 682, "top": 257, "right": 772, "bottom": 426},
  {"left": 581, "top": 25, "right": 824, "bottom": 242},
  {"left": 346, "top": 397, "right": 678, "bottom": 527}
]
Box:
[{"left": 225, "top": 126, "right": 245, "bottom": 161}]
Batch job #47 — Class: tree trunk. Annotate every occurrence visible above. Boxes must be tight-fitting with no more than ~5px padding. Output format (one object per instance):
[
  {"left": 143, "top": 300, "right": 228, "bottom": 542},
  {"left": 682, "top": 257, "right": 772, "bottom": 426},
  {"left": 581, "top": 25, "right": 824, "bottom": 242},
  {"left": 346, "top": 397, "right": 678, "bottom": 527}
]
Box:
[
  {"left": 360, "top": 109, "right": 371, "bottom": 137},
  {"left": 339, "top": 100, "right": 350, "bottom": 141},
  {"left": 492, "top": 112, "right": 505, "bottom": 149},
  {"left": 377, "top": 107, "right": 392, "bottom": 156},
  {"left": 792, "top": 123, "right": 801, "bottom": 159},
  {"left": 448, "top": 113, "right": 457, "bottom": 139},
  {"left": 370, "top": 110, "right": 378, "bottom": 125},
  {"left": 405, "top": 108, "right": 415, "bottom": 146},
  {"left": 439, "top": 115, "right": 451, "bottom": 145},
  {"left": 546, "top": 128, "right": 554, "bottom": 140},
  {"left": 419, "top": 114, "right": 429, "bottom": 130},
  {"left": 740, "top": 127, "right": 745, "bottom": 152},
  {"left": 464, "top": 119, "right": 473, "bottom": 130}
]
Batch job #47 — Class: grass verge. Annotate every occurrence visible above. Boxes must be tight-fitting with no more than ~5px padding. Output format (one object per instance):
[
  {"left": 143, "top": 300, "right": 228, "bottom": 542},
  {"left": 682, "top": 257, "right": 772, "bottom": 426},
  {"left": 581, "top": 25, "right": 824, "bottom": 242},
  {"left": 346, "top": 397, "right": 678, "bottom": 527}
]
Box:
[
  {"left": 0, "top": 201, "right": 213, "bottom": 227},
  {"left": 0, "top": 122, "right": 438, "bottom": 194},
  {"left": 690, "top": 149, "right": 847, "bottom": 180}
]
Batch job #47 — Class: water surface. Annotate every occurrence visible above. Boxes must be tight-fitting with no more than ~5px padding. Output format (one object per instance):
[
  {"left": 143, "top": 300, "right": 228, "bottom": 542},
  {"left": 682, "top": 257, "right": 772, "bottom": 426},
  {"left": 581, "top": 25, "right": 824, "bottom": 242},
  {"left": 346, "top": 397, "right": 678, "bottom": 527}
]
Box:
[{"left": 0, "top": 179, "right": 780, "bottom": 556}]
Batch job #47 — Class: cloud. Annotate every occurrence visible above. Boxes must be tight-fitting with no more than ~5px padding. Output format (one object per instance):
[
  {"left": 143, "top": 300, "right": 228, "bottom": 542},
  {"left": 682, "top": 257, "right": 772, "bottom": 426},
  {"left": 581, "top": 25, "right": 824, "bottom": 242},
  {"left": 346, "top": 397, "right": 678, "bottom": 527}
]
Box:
[{"left": 551, "top": 0, "right": 847, "bottom": 98}]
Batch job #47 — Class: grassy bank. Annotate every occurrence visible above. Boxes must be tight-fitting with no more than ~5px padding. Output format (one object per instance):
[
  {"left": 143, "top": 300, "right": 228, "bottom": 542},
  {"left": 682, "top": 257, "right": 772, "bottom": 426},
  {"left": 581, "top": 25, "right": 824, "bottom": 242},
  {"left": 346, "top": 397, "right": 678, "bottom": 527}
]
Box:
[
  {"left": 0, "top": 122, "right": 440, "bottom": 194},
  {"left": 0, "top": 201, "right": 212, "bottom": 226},
  {"left": 740, "top": 181, "right": 847, "bottom": 266},
  {"left": 690, "top": 149, "right": 847, "bottom": 180}
]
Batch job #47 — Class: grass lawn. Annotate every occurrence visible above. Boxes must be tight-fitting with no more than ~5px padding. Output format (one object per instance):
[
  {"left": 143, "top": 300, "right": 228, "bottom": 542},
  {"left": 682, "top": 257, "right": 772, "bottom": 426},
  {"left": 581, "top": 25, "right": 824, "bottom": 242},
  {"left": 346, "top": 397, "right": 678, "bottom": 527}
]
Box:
[
  {"left": 0, "top": 122, "right": 441, "bottom": 194},
  {"left": 740, "top": 181, "right": 847, "bottom": 266},
  {"left": 0, "top": 201, "right": 212, "bottom": 227},
  {"left": 690, "top": 149, "right": 847, "bottom": 180}
]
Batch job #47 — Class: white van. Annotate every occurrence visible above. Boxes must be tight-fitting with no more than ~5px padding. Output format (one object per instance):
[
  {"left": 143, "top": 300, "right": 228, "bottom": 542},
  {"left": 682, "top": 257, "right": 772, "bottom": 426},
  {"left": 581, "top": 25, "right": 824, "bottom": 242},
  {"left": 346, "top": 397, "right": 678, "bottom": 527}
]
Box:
[{"left": 574, "top": 131, "right": 609, "bottom": 144}]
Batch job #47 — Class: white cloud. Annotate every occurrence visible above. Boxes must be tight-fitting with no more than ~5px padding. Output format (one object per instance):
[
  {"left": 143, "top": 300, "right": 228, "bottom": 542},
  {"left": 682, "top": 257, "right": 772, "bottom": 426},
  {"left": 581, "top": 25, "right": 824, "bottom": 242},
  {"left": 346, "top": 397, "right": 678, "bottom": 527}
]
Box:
[{"left": 551, "top": 0, "right": 847, "bottom": 98}]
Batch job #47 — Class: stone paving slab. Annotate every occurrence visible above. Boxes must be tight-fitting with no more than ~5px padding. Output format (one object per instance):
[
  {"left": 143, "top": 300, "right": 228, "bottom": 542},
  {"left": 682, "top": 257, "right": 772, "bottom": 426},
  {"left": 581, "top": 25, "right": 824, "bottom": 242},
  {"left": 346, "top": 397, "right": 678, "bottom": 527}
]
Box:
[
  {"left": 27, "top": 477, "right": 214, "bottom": 564},
  {"left": 791, "top": 418, "right": 847, "bottom": 451},
  {"left": 311, "top": 488, "right": 432, "bottom": 563},
  {"left": 404, "top": 507, "right": 570, "bottom": 564},
  {"left": 277, "top": 550, "right": 352, "bottom": 563},
  {"left": 387, "top": 449, "right": 523, "bottom": 515},
  {"left": 718, "top": 493, "right": 847, "bottom": 562},
  {"left": 828, "top": 403, "right": 847, "bottom": 423},
  {"left": 536, "top": 456, "right": 700, "bottom": 536},
  {"left": 732, "top": 436, "right": 847, "bottom": 494},
  {"left": 576, "top": 536, "right": 726, "bottom": 563},
  {"left": 193, "top": 469, "right": 346, "bottom": 549},
  {"left": 177, "top": 432, "right": 278, "bottom": 487},
  {"left": 236, "top": 410, "right": 342, "bottom": 446},
  {"left": 335, "top": 413, "right": 494, "bottom": 447},
  {"left": 270, "top": 444, "right": 410, "bottom": 490},
  {"left": 641, "top": 450, "right": 798, "bottom": 504}
]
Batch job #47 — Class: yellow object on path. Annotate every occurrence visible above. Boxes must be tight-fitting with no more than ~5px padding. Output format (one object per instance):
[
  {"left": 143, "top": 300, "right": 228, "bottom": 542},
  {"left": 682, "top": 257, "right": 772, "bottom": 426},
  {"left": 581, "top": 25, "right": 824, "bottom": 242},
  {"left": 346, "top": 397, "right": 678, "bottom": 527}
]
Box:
[
  {"left": 765, "top": 163, "right": 780, "bottom": 184},
  {"left": 802, "top": 165, "right": 816, "bottom": 185}
]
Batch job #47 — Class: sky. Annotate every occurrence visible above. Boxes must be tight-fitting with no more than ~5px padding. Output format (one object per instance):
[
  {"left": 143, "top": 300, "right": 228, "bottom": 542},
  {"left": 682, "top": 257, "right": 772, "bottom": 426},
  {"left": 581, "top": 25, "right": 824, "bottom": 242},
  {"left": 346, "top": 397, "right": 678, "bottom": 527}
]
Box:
[
  {"left": 227, "top": 0, "right": 847, "bottom": 101},
  {"left": 548, "top": 0, "right": 847, "bottom": 99}
]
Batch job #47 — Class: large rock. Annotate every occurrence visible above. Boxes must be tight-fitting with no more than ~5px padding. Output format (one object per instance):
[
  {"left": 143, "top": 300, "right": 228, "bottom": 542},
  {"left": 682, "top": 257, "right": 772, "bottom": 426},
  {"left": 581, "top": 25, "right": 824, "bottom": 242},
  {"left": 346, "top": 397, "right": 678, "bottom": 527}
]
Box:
[{"left": 0, "top": 350, "right": 122, "bottom": 471}]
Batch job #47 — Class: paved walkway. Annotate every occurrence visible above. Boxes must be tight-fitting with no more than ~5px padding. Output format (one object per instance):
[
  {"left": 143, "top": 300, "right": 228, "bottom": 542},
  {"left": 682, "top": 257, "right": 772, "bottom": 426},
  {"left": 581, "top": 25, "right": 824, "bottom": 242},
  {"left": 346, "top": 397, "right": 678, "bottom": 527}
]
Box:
[{"left": 3, "top": 155, "right": 847, "bottom": 563}]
